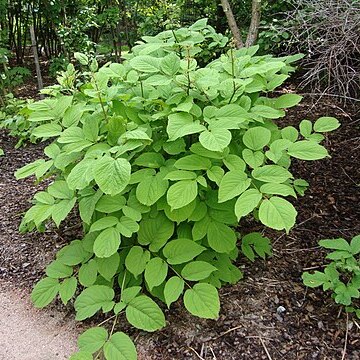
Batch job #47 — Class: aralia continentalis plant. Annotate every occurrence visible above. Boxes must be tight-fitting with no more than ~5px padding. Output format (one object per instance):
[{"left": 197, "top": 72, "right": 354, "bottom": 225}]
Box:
[{"left": 15, "top": 19, "right": 340, "bottom": 360}]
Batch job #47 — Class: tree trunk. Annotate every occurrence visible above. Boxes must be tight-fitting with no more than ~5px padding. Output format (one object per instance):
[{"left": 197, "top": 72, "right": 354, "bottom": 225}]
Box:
[
  {"left": 220, "top": 0, "right": 244, "bottom": 48},
  {"left": 246, "top": 0, "right": 262, "bottom": 47},
  {"left": 30, "top": 24, "right": 44, "bottom": 99}
]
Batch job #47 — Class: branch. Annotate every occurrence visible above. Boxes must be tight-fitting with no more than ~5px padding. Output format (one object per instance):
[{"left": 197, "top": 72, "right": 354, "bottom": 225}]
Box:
[
  {"left": 220, "top": 0, "right": 244, "bottom": 48},
  {"left": 246, "top": 0, "right": 262, "bottom": 47}
]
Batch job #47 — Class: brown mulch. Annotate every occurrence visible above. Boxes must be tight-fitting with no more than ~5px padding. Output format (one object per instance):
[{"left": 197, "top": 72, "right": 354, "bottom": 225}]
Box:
[{"left": 0, "top": 95, "right": 359, "bottom": 359}]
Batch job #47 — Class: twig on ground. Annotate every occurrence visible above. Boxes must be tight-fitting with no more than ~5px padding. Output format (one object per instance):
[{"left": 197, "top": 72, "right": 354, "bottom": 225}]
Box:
[
  {"left": 259, "top": 335, "right": 273, "bottom": 360},
  {"left": 188, "top": 346, "right": 205, "bottom": 360},
  {"left": 341, "top": 313, "right": 349, "bottom": 360}
]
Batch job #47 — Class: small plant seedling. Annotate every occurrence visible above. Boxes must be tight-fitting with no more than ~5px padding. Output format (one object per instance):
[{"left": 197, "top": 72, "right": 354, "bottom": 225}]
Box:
[{"left": 302, "top": 235, "right": 360, "bottom": 318}]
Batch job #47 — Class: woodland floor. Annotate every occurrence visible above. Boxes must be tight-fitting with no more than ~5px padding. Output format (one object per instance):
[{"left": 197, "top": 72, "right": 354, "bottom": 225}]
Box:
[{"left": 0, "top": 89, "right": 359, "bottom": 359}]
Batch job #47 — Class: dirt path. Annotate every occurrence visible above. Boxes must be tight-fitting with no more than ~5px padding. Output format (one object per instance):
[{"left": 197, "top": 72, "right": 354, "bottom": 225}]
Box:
[{"left": 0, "top": 283, "right": 79, "bottom": 360}]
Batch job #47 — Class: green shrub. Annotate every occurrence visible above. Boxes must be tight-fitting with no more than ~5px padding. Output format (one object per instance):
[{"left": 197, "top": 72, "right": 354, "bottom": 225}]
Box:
[
  {"left": 303, "top": 235, "right": 360, "bottom": 318},
  {"left": 15, "top": 21, "right": 340, "bottom": 359}
]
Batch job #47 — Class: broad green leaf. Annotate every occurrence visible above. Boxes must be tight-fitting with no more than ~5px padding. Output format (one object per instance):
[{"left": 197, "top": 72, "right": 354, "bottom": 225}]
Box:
[
  {"left": 130, "top": 55, "right": 160, "bottom": 73},
  {"left": 121, "top": 287, "right": 142, "bottom": 304},
  {"left": 164, "top": 276, "right": 184, "bottom": 307},
  {"left": 223, "top": 154, "right": 246, "bottom": 172},
  {"left": 274, "top": 94, "right": 302, "bottom": 108},
  {"left": 125, "top": 246, "right": 150, "bottom": 277},
  {"left": 161, "top": 53, "right": 180, "bottom": 76},
  {"left": 93, "top": 227, "right": 121, "bottom": 258},
  {"left": 218, "top": 170, "right": 251, "bottom": 202},
  {"left": 174, "top": 155, "right": 211, "bottom": 170},
  {"left": 259, "top": 197, "right": 297, "bottom": 232},
  {"left": 167, "top": 112, "right": 205, "bottom": 141},
  {"left": 31, "top": 277, "right": 59, "bottom": 308},
  {"left": 134, "top": 152, "right": 165, "bottom": 168},
  {"left": 251, "top": 105, "right": 285, "bottom": 119},
  {"left": 299, "top": 120, "right": 312, "bottom": 138},
  {"left": 15, "top": 159, "right": 45, "bottom": 179},
  {"left": 103, "top": 332, "right": 137, "bottom": 360},
  {"left": 281, "top": 126, "right": 298, "bottom": 142},
  {"left": 350, "top": 235, "right": 360, "bottom": 255},
  {"left": 67, "top": 159, "right": 94, "bottom": 190},
  {"left": 163, "top": 239, "right": 205, "bottom": 264},
  {"left": 95, "top": 194, "right": 126, "bottom": 213},
  {"left": 167, "top": 180, "right": 198, "bottom": 210},
  {"left": 302, "top": 271, "right": 328, "bottom": 288},
  {"left": 47, "top": 180, "right": 73, "bottom": 199},
  {"left": 138, "top": 212, "right": 174, "bottom": 251},
  {"left": 314, "top": 117, "right": 340, "bottom": 132},
  {"left": 184, "top": 283, "right": 220, "bottom": 319},
  {"left": 199, "top": 129, "right": 231, "bottom": 152},
  {"left": 242, "top": 149, "right": 264, "bottom": 168},
  {"left": 252, "top": 165, "right": 292, "bottom": 183},
  {"left": 51, "top": 198, "right": 76, "bottom": 227},
  {"left": 164, "top": 170, "right": 197, "bottom": 181},
  {"left": 79, "top": 260, "right": 98, "bottom": 287},
  {"left": 46, "top": 260, "right": 73, "bottom": 279},
  {"left": 57, "top": 241, "right": 89, "bottom": 266},
  {"left": 235, "top": 189, "right": 262, "bottom": 220},
  {"left": 334, "top": 283, "right": 359, "bottom": 306},
  {"left": 260, "top": 183, "right": 296, "bottom": 197},
  {"left": 136, "top": 173, "right": 168, "bottom": 206},
  {"left": 126, "top": 295, "right": 165, "bottom": 331},
  {"left": 116, "top": 216, "right": 139, "bottom": 237},
  {"left": 319, "top": 238, "right": 350, "bottom": 251},
  {"left": 96, "top": 253, "right": 120, "bottom": 281},
  {"left": 207, "top": 221, "right": 237, "bottom": 253},
  {"left": 75, "top": 285, "right": 115, "bottom": 320},
  {"left": 32, "top": 123, "right": 63, "bottom": 138},
  {"left": 241, "top": 232, "right": 272, "bottom": 261},
  {"left": 181, "top": 261, "right": 217, "bottom": 281},
  {"left": 145, "top": 258, "right": 168, "bottom": 290},
  {"left": 59, "top": 277, "right": 77, "bottom": 305},
  {"left": 243, "top": 127, "right": 271, "bottom": 150},
  {"left": 93, "top": 156, "right": 131, "bottom": 196},
  {"left": 288, "top": 141, "right": 329, "bottom": 160},
  {"left": 206, "top": 166, "right": 224, "bottom": 185},
  {"left": 69, "top": 352, "right": 93, "bottom": 360},
  {"left": 90, "top": 217, "right": 119, "bottom": 233},
  {"left": 78, "top": 327, "right": 108, "bottom": 354}
]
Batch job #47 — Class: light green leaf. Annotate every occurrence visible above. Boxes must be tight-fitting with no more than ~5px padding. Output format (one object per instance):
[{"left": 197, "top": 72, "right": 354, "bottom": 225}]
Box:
[
  {"left": 259, "top": 197, "right": 297, "bottom": 232},
  {"left": 95, "top": 194, "right": 126, "bottom": 213},
  {"left": 163, "top": 239, "right": 205, "bottom": 264},
  {"left": 93, "top": 227, "right": 121, "bottom": 258},
  {"left": 199, "top": 129, "right": 231, "bottom": 152},
  {"left": 130, "top": 55, "right": 160, "bottom": 73},
  {"left": 145, "top": 258, "right": 168, "bottom": 290},
  {"left": 90, "top": 217, "right": 119, "bottom": 233},
  {"left": 164, "top": 276, "right": 184, "bottom": 307},
  {"left": 242, "top": 149, "right": 264, "bottom": 168},
  {"left": 274, "top": 94, "right": 302, "bottom": 109},
  {"left": 138, "top": 212, "right": 174, "bottom": 251},
  {"left": 314, "top": 117, "right": 340, "bottom": 132},
  {"left": 243, "top": 126, "right": 271, "bottom": 150},
  {"left": 251, "top": 105, "right": 285, "bottom": 119},
  {"left": 299, "top": 120, "right": 312, "bottom": 138},
  {"left": 218, "top": 170, "right": 251, "bottom": 202},
  {"left": 174, "top": 155, "right": 211, "bottom": 170},
  {"left": 288, "top": 141, "right": 329, "bottom": 160},
  {"left": 69, "top": 352, "right": 93, "bottom": 360},
  {"left": 78, "top": 327, "right": 108, "bottom": 354},
  {"left": 260, "top": 183, "right": 296, "bottom": 197},
  {"left": 252, "top": 165, "right": 292, "bottom": 183},
  {"left": 52, "top": 198, "right": 77, "bottom": 227},
  {"left": 79, "top": 260, "right": 98, "bottom": 287},
  {"left": 75, "top": 285, "right": 115, "bottom": 321},
  {"left": 167, "top": 180, "right": 198, "bottom": 210},
  {"left": 67, "top": 159, "right": 94, "bottom": 190},
  {"left": 96, "top": 253, "right": 120, "bottom": 281},
  {"left": 184, "top": 283, "right": 220, "bottom": 319},
  {"left": 133, "top": 152, "right": 165, "bottom": 168},
  {"left": 126, "top": 295, "right": 165, "bottom": 331},
  {"left": 167, "top": 112, "right": 205, "bottom": 141},
  {"left": 181, "top": 261, "right": 217, "bottom": 281},
  {"left": 319, "top": 238, "right": 350, "bottom": 251},
  {"left": 136, "top": 173, "right": 168, "bottom": 206},
  {"left": 161, "top": 53, "right": 180, "bottom": 76},
  {"left": 207, "top": 221, "right": 237, "bottom": 253},
  {"left": 32, "top": 123, "right": 63, "bottom": 138},
  {"left": 93, "top": 156, "right": 131, "bottom": 196},
  {"left": 103, "top": 332, "right": 137, "bottom": 360},
  {"left": 235, "top": 189, "right": 262, "bottom": 220},
  {"left": 125, "top": 246, "right": 150, "bottom": 277},
  {"left": 281, "top": 126, "right": 298, "bottom": 142},
  {"left": 164, "top": 170, "right": 197, "bottom": 181},
  {"left": 59, "top": 277, "right": 77, "bottom": 305},
  {"left": 116, "top": 216, "right": 139, "bottom": 237},
  {"left": 46, "top": 260, "right": 73, "bottom": 279},
  {"left": 206, "top": 166, "right": 224, "bottom": 186},
  {"left": 31, "top": 277, "right": 59, "bottom": 308}
]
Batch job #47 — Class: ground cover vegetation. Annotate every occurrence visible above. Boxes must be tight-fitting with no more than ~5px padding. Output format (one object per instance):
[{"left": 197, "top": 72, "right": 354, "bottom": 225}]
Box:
[{"left": 12, "top": 21, "right": 341, "bottom": 359}]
